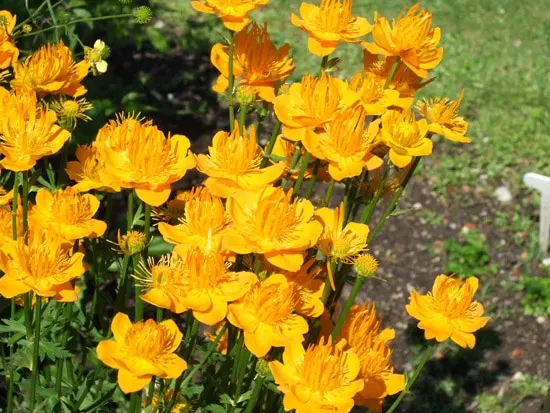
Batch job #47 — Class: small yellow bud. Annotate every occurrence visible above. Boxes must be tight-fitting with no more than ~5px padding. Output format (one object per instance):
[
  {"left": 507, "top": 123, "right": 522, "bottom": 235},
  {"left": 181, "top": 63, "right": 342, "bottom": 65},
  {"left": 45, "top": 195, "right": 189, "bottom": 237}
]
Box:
[
  {"left": 255, "top": 359, "right": 272, "bottom": 378},
  {"left": 116, "top": 230, "right": 148, "bottom": 255},
  {"left": 22, "top": 24, "right": 32, "bottom": 34},
  {"left": 353, "top": 253, "right": 379, "bottom": 279},
  {"left": 236, "top": 85, "right": 256, "bottom": 107}
]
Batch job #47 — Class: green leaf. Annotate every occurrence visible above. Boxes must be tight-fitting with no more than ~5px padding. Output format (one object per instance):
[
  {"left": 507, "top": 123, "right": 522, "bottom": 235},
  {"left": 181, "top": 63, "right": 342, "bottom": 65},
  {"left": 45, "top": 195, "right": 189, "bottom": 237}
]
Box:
[
  {"left": 204, "top": 404, "right": 227, "bottom": 413},
  {"left": 80, "top": 384, "right": 117, "bottom": 412},
  {"left": 0, "top": 318, "right": 27, "bottom": 335},
  {"left": 146, "top": 27, "right": 170, "bottom": 53}
]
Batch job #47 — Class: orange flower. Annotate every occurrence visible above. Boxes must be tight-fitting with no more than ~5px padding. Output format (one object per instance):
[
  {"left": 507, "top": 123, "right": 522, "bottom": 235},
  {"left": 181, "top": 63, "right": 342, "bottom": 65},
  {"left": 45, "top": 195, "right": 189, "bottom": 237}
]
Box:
[
  {"left": 211, "top": 23, "right": 295, "bottom": 102},
  {"left": 269, "top": 338, "right": 363, "bottom": 413},
  {"left": 204, "top": 323, "right": 229, "bottom": 355},
  {"left": 0, "top": 230, "right": 84, "bottom": 302},
  {"left": 97, "top": 313, "right": 187, "bottom": 393},
  {"left": 224, "top": 186, "right": 323, "bottom": 271},
  {"left": 303, "top": 105, "right": 382, "bottom": 181},
  {"left": 11, "top": 40, "right": 89, "bottom": 97},
  {"left": 95, "top": 114, "right": 195, "bottom": 206},
  {"left": 350, "top": 71, "right": 399, "bottom": 115},
  {"left": 291, "top": 0, "right": 372, "bottom": 56},
  {"left": 406, "top": 275, "right": 490, "bottom": 348},
  {"left": 278, "top": 258, "right": 325, "bottom": 318},
  {"left": 380, "top": 109, "right": 432, "bottom": 168},
  {"left": 339, "top": 303, "right": 404, "bottom": 412},
  {"left": 30, "top": 187, "right": 106, "bottom": 241},
  {"left": 0, "top": 88, "right": 70, "bottom": 171},
  {"left": 0, "top": 10, "right": 19, "bottom": 69},
  {"left": 363, "top": 51, "right": 432, "bottom": 109},
  {"left": 191, "top": 0, "right": 268, "bottom": 32},
  {"left": 158, "top": 187, "right": 231, "bottom": 254},
  {"left": 416, "top": 90, "right": 471, "bottom": 143},
  {"left": 227, "top": 274, "right": 309, "bottom": 357},
  {"left": 195, "top": 123, "right": 285, "bottom": 198},
  {"left": 65, "top": 145, "right": 121, "bottom": 193},
  {"left": 274, "top": 72, "right": 359, "bottom": 143},
  {"left": 315, "top": 201, "right": 369, "bottom": 288},
  {"left": 363, "top": 4, "right": 443, "bottom": 78}
]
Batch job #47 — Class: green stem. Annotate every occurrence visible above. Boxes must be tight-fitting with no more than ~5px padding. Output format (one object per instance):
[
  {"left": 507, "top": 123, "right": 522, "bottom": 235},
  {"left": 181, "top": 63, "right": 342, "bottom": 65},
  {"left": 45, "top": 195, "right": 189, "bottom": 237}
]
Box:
[
  {"left": 261, "top": 120, "right": 281, "bottom": 168},
  {"left": 384, "top": 57, "right": 401, "bottom": 89},
  {"left": 228, "top": 32, "right": 236, "bottom": 131},
  {"left": 58, "top": 141, "right": 70, "bottom": 187},
  {"left": 29, "top": 296, "right": 43, "bottom": 411},
  {"left": 126, "top": 191, "right": 134, "bottom": 231},
  {"left": 18, "top": 13, "right": 134, "bottom": 38},
  {"left": 304, "top": 159, "right": 321, "bottom": 199},
  {"left": 239, "top": 104, "right": 248, "bottom": 136},
  {"left": 133, "top": 254, "right": 143, "bottom": 321},
  {"left": 45, "top": 0, "right": 59, "bottom": 41},
  {"left": 292, "top": 152, "right": 311, "bottom": 195},
  {"left": 55, "top": 304, "right": 72, "bottom": 402},
  {"left": 21, "top": 171, "right": 29, "bottom": 237},
  {"left": 129, "top": 392, "right": 140, "bottom": 413},
  {"left": 15, "top": 0, "right": 56, "bottom": 30},
  {"left": 115, "top": 255, "right": 131, "bottom": 312},
  {"left": 228, "top": 343, "right": 250, "bottom": 413},
  {"left": 360, "top": 165, "right": 390, "bottom": 224},
  {"left": 145, "top": 309, "right": 164, "bottom": 406},
  {"left": 323, "top": 178, "right": 336, "bottom": 207},
  {"left": 368, "top": 157, "right": 421, "bottom": 243},
  {"left": 243, "top": 377, "right": 265, "bottom": 413},
  {"left": 281, "top": 142, "right": 302, "bottom": 190},
  {"left": 331, "top": 276, "right": 365, "bottom": 338},
  {"left": 386, "top": 343, "right": 435, "bottom": 413}
]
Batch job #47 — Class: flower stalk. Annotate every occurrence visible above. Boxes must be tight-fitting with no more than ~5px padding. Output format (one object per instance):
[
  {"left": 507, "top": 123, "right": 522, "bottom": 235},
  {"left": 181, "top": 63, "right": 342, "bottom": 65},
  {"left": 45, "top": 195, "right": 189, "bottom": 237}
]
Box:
[{"left": 29, "top": 296, "right": 43, "bottom": 411}]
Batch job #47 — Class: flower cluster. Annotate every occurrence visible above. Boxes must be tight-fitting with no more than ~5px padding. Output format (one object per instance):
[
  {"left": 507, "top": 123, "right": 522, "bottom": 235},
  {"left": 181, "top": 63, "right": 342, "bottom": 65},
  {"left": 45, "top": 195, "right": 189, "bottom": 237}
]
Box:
[{"left": 0, "top": 2, "right": 489, "bottom": 413}]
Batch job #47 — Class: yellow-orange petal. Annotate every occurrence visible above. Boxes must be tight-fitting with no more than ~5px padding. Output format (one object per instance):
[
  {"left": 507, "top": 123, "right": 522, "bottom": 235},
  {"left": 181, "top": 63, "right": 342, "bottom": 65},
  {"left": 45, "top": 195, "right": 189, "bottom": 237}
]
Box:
[{"left": 117, "top": 369, "right": 151, "bottom": 394}]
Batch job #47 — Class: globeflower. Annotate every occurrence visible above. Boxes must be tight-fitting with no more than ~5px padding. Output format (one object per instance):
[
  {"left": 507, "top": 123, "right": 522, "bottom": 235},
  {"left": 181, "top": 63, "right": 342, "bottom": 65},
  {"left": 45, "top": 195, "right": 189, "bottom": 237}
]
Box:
[
  {"left": 96, "top": 313, "right": 187, "bottom": 393},
  {"left": 303, "top": 105, "right": 382, "bottom": 181},
  {"left": 380, "top": 109, "right": 432, "bottom": 168},
  {"left": 315, "top": 201, "right": 369, "bottom": 288},
  {"left": 170, "top": 248, "right": 256, "bottom": 324},
  {"left": 95, "top": 114, "right": 195, "bottom": 206},
  {"left": 416, "top": 90, "right": 471, "bottom": 143},
  {"left": 363, "top": 4, "right": 443, "bottom": 78},
  {"left": 211, "top": 22, "right": 295, "bottom": 102},
  {"left": 227, "top": 274, "right": 309, "bottom": 357},
  {"left": 363, "top": 51, "right": 432, "bottom": 109},
  {"left": 350, "top": 71, "right": 399, "bottom": 115},
  {"left": 191, "top": 0, "right": 268, "bottom": 32},
  {"left": 291, "top": 0, "right": 372, "bottom": 56},
  {"left": 195, "top": 123, "right": 285, "bottom": 198},
  {"left": 0, "top": 230, "right": 85, "bottom": 302},
  {"left": 0, "top": 10, "right": 19, "bottom": 69},
  {"left": 339, "top": 303, "right": 404, "bottom": 412},
  {"left": 273, "top": 72, "right": 359, "bottom": 143},
  {"left": 0, "top": 89, "right": 71, "bottom": 171},
  {"left": 406, "top": 274, "right": 490, "bottom": 348},
  {"left": 11, "top": 40, "right": 90, "bottom": 97},
  {"left": 65, "top": 145, "right": 121, "bottom": 193},
  {"left": 30, "top": 187, "right": 106, "bottom": 241},
  {"left": 268, "top": 338, "right": 363, "bottom": 413},
  {"left": 224, "top": 186, "right": 323, "bottom": 271}
]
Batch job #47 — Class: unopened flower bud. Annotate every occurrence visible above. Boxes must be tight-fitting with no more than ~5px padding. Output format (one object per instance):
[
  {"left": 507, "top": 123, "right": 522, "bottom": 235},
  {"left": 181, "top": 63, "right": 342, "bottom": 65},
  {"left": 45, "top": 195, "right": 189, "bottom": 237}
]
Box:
[
  {"left": 22, "top": 24, "right": 32, "bottom": 34},
  {"left": 236, "top": 85, "right": 256, "bottom": 107},
  {"left": 353, "top": 253, "right": 379, "bottom": 279},
  {"left": 116, "top": 230, "right": 148, "bottom": 255},
  {"left": 255, "top": 359, "right": 272, "bottom": 378},
  {"left": 133, "top": 6, "right": 153, "bottom": 24}
]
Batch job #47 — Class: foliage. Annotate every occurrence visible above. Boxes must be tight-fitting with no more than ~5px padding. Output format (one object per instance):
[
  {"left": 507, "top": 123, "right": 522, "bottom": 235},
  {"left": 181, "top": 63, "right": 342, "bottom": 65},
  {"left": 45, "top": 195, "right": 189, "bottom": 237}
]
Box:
[
  {"left": 521, "top": 274, "right": 550, "bottom": 317},
  {"left": 443, "top": 230, "right": 498, "bottom": 278}
]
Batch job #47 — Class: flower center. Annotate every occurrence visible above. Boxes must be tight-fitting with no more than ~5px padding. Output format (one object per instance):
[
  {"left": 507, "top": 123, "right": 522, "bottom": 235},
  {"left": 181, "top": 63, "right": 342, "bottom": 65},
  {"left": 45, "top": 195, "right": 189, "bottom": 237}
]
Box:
[
  {"left": 300, "top": 341, "right": 352, "bottom": 392},
  {"left": 124, "top": 321, "right": 175, "bottom": 360}
]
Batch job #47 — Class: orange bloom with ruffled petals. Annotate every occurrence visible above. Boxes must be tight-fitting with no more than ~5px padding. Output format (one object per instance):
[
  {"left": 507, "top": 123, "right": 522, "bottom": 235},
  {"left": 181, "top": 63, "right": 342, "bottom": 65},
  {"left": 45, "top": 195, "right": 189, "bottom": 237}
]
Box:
[
  {"left": 211, "top": 23, "right": 295, "bottom": 102},
  {"left": 380, "top": 109, "right": 432, "bottom": 168},
  {"left": 274, "top": 72, "right": 359, "bottom": 143},
  {"left": 97, "top": 313, "right": 187, "bottom": 393},
  {"left": 95, "top": 114, "right": 195, "bottom": 206},
  {"left": 227, "top": 274, "right": 309, "bottom": 357},
  {"left": 224, "top": 186, "right": 323, "bottom": 271},
  {"left": 191, "top": 0, "right": 268, "bottom": 32},
  {"left": 30, "top": 187, "right": 106, "bottom": 241},
  {"left": 416, "top": 90, "right": 471, "bottom": 143},
  {"left": 363, "top": 4, "right": 443, "bottom": 78},
  {"left": 0, "top": 10, "right": 19, "bottom": 69},
  {"left": 0, "top": 230, "right": 84, "bottom": 302},
  {"left": 65, "top": 144, "right": 121, "bottom": 193},
  {"left": 303, "top": 105, "right": 382, "bottom": 181},
  {"left": 12, "top": 40, "right": 89, "bottom": 97},
  {"left": 407, "top": 274, "right": 490, "bottom": 348},
  {"left": 269, "top": 337, "right": 363, "bottom": 413},
  {"left": 292, "top": 0, "right": 372, "bottom": 56},
  {"left": 196, "top": 123, "right": 285, "bottom": 198}
]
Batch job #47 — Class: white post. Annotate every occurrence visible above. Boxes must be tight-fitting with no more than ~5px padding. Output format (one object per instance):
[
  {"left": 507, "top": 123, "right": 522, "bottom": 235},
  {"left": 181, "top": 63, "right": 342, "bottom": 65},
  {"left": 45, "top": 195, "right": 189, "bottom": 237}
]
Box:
[{"left": 523, "top": 172, "right": 550, "bottom": 254}]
